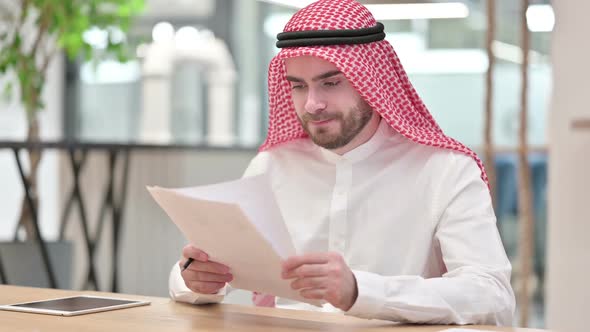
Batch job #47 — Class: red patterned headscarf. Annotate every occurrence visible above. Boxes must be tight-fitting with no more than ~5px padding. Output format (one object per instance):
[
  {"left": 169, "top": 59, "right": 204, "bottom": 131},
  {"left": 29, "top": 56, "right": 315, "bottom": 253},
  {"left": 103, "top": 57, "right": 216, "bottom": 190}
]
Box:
[{"left": 259, "top": 0, "right": 488, "bottom": 186}]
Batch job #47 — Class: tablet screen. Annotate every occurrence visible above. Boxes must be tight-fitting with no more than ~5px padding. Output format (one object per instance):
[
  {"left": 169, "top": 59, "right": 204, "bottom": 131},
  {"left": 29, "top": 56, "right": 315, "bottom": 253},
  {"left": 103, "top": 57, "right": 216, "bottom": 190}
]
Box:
[{"left": 12, "top": 296, "right": 139, "bottom": 312}]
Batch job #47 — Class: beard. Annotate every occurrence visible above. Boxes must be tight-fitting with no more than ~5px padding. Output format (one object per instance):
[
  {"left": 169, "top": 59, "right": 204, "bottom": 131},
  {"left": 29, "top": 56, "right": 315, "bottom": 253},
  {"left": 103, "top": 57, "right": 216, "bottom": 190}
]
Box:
[{"left": 298, "top": 99, "right": 374, "bottom": 150}]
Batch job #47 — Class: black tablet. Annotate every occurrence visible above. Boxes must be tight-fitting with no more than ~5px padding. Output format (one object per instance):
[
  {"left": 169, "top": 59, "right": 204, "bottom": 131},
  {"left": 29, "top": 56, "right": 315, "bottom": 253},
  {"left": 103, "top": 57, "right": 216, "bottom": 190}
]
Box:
[{"left": 0, "top": 295, "right": 150, "bottom": 316}]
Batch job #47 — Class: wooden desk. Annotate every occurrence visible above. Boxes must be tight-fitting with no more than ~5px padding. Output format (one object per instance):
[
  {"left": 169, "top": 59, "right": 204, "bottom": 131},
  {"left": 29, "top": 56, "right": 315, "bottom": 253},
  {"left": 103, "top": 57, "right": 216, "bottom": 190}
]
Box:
[{"left": 0, "top": 286, "right": 549, "bottom": 332}]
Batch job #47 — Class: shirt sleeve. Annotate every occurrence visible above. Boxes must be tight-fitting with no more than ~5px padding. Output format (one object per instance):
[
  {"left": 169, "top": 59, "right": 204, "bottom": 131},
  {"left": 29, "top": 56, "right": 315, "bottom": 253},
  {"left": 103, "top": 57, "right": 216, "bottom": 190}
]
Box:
[
  {"left": 346, "top": 153, "right": 516, "bottom": 326},
  {"left": 241, "top": 151, "right": 270, "bottom": 178},
  {"left": 168, "top": 262, "right": 230, "bottom": 304},
  {"left": 168, "top": 152, "right": 271, "bottom": 304}
]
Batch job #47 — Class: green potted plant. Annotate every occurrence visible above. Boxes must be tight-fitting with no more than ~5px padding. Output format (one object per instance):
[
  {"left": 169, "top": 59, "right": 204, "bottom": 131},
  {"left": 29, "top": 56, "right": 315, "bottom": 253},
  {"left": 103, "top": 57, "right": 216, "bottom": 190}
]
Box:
[
  {"left": 1, "top": 0, "right": 144, "bottom": 238},
  {"left": 0, "top": 0, "right": 144, "bottom": 287}
]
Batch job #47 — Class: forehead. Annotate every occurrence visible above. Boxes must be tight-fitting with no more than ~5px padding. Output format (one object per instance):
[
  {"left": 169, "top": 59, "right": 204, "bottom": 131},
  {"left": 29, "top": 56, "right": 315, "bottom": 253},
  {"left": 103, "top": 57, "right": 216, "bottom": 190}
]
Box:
[{"left": 284, "top": 56, "right": 340, "bottom": 76}]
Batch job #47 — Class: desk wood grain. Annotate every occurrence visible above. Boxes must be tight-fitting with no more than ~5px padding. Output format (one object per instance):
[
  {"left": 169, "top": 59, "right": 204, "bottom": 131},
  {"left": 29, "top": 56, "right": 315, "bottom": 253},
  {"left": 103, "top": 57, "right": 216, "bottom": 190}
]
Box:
[{"left": 0, "top": 286, "right": 549, "bottom": 332}]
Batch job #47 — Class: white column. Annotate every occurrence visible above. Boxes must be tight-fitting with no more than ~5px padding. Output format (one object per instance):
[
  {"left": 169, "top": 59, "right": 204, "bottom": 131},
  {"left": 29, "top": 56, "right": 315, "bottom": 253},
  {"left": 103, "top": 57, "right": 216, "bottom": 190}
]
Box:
[
  {"left": 141, "top": 78, "right": 172, "bottom": 142},
  {"left": 141, "top": 35, "right": 236, "bottom": 145},
  {"left": 207, "top": 67, "right": 236, "bottom": 146},
  {"left": 233, "top": 0, "right": 262, "bottom": 147},
  {"left": 546, "top": 2, "right": 590, "bottom": 332},
  {"left": 204, "top": 39, "right": 236, "bottom": 146},
  {"left": 140, "top": 41, "right": 175, "bottom": 143}
]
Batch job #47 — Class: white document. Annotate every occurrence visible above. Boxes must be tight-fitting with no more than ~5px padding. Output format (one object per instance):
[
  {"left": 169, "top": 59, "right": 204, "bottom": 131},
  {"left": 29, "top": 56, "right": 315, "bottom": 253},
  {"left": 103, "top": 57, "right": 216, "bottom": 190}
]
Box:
[{"left": 147, "top": 174, "right": 321, "bottom": 306}]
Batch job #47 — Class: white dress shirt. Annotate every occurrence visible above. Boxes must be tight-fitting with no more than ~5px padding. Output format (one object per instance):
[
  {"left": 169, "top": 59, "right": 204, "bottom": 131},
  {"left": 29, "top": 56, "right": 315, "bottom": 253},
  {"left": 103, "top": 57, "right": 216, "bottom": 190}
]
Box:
[{"left": 169, "top": 120, "right": 515, "bottom": 325}]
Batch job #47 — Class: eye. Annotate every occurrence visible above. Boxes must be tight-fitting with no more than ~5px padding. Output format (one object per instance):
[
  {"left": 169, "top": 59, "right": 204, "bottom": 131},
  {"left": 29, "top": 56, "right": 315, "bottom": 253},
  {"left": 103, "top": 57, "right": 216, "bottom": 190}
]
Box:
[
  {"left": 290, "top": 84, "right": 306, "bottom": 90},
  {"left": 323, "top": 80, "right": 340, "bottom": 87}
]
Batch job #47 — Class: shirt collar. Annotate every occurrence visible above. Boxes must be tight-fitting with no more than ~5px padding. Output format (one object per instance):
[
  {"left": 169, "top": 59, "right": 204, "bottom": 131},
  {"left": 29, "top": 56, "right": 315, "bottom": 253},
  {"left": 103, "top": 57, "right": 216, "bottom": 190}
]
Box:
[{"left": 317, "top": 118, "right": 392, "bottom": 164}]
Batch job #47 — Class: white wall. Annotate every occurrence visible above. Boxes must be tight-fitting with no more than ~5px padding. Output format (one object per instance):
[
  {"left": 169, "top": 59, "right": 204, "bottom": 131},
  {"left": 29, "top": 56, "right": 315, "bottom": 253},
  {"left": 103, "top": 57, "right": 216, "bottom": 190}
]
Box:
[
  {"left": 545, "top": 2, "right": 590, "bottom": 332},
  {"left": 411, "top": 64, "right": 551, "bottom": 150}
]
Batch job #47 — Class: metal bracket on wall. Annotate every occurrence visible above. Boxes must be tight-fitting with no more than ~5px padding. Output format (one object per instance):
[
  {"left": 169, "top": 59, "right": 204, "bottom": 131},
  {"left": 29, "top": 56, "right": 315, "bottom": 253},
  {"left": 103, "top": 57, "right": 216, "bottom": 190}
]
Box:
[
  {"left": 58, "top": 148, "right": 131, "bottom": 292},
  {"left": 12, "top": 148, "right": 58, "bottom": 289},
  {"left": 571, "top": 118, "right": 590, "bottom": 131},
  {"left": 0, "top": 254, "right": 6, "bottom": 284},
  {"left": 2, "top": 142, "right": 132, "bottom": 292}
]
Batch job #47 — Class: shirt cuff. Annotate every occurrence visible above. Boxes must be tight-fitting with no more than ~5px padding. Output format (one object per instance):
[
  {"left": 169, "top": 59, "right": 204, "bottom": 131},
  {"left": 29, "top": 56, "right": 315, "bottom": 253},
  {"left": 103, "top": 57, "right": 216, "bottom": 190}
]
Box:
[
  {"left": 168, "top": 262, "right": 228, "bottom": 304},
  {"left": 345, "top": 270, "right": 387, "bottom": 318}
]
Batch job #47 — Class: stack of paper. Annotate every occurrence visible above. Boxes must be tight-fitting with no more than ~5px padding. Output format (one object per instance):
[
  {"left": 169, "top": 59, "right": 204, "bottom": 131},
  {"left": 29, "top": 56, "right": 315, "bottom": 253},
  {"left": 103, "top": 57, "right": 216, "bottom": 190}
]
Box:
[{"left": 147, "top": 174, "right": 320, "bottom": 305}]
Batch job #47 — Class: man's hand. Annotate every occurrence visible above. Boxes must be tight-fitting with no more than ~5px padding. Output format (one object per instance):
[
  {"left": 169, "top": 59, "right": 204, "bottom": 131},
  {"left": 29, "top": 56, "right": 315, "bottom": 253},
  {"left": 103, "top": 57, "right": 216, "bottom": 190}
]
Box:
[
  {"left": 281, "top": 252, "right": 358, "bottom": 311},
  {"left": 180, "top": 245, "right": 233, "bottom": 294}
]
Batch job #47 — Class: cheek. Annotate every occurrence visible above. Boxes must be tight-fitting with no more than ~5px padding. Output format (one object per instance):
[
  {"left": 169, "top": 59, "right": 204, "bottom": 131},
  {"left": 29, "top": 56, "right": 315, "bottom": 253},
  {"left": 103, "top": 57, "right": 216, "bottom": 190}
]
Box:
[
  {"left": 290, "top": 94, "right": 307, "bottom": 116},
  {"left": 331, "top": 96, "right": 357, "bottom": 113}
]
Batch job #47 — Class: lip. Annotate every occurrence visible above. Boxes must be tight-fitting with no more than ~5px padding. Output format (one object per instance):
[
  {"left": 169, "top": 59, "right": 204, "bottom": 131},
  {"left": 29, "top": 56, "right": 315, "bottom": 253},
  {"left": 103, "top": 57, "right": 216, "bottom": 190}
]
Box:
[{"left": 309, "top": 119, "right": 334, "bottom": 126}]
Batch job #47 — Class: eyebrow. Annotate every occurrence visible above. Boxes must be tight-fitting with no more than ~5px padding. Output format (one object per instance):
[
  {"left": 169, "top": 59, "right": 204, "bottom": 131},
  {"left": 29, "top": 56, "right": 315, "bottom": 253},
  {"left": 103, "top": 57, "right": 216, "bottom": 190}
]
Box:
[{"left": 286, "top": 70, "right": 343, "bottom": 83}]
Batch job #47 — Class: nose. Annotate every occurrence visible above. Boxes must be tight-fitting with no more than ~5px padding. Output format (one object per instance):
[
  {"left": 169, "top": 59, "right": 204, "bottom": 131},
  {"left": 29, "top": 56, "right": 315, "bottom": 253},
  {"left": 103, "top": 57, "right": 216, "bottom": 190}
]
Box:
[{"left": 304, "top": 87, "right": 327, "bottom": 115}]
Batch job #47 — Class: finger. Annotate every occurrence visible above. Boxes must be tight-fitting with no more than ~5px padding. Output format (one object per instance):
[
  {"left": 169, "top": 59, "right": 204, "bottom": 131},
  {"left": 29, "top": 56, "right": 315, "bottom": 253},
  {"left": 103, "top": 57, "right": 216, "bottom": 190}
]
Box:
[
  {"left": 290, "top": 276, "right": 329, "bottom": 290},
  {"left": 282, "top": 263, "right": 327, "bottom": 279},
  {"left": 299, "top": 288, "right": 326, "bottom": 300},
  {"left": 183, "top": 270, "right": 233, "bottom": 283},
  {"left": 179, "top": 260, "right": 230, "bottom": 274},
  {"left": 282, "top": 253, "right": 331, "bottom": 272},
  {"left": 186, "top": 280, "right": 226, "bottom": 294},
  {"left": 182, "top": 245, "right": 209, "bottom": 262}
]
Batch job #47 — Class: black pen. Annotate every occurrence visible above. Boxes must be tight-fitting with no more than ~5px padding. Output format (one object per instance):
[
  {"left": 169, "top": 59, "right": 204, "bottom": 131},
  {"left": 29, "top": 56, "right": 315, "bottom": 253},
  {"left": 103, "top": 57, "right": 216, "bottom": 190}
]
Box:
[{"left": 182, "top": 258, "right": 194, "bottom": 271}]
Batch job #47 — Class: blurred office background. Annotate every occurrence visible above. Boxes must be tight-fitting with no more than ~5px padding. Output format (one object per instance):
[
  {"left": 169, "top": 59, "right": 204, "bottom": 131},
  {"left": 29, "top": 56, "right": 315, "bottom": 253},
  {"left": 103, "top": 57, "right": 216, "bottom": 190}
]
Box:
[{"left": 1, "top": 0, "right": 587, "bottom": 331}]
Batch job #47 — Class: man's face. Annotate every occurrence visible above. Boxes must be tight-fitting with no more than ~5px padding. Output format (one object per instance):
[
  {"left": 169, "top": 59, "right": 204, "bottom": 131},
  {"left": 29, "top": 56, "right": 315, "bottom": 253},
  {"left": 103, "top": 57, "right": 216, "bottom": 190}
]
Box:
[{"left": 285, "top": 56, "right": 375, "bottom": 150}]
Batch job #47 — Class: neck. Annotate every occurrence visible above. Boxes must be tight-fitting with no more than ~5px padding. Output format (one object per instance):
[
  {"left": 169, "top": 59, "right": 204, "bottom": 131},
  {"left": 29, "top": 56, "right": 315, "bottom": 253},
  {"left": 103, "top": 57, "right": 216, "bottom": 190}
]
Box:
[{"left": 331, "top": 112, "right": 381, "bottom": 155}]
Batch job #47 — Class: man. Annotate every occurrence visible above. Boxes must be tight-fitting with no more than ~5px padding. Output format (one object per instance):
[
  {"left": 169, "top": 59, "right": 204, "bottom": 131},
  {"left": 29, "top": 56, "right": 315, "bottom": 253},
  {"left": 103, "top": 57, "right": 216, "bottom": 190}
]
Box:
[{"left": 169, "top": 0, "right": 515, "bottom": 325}]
